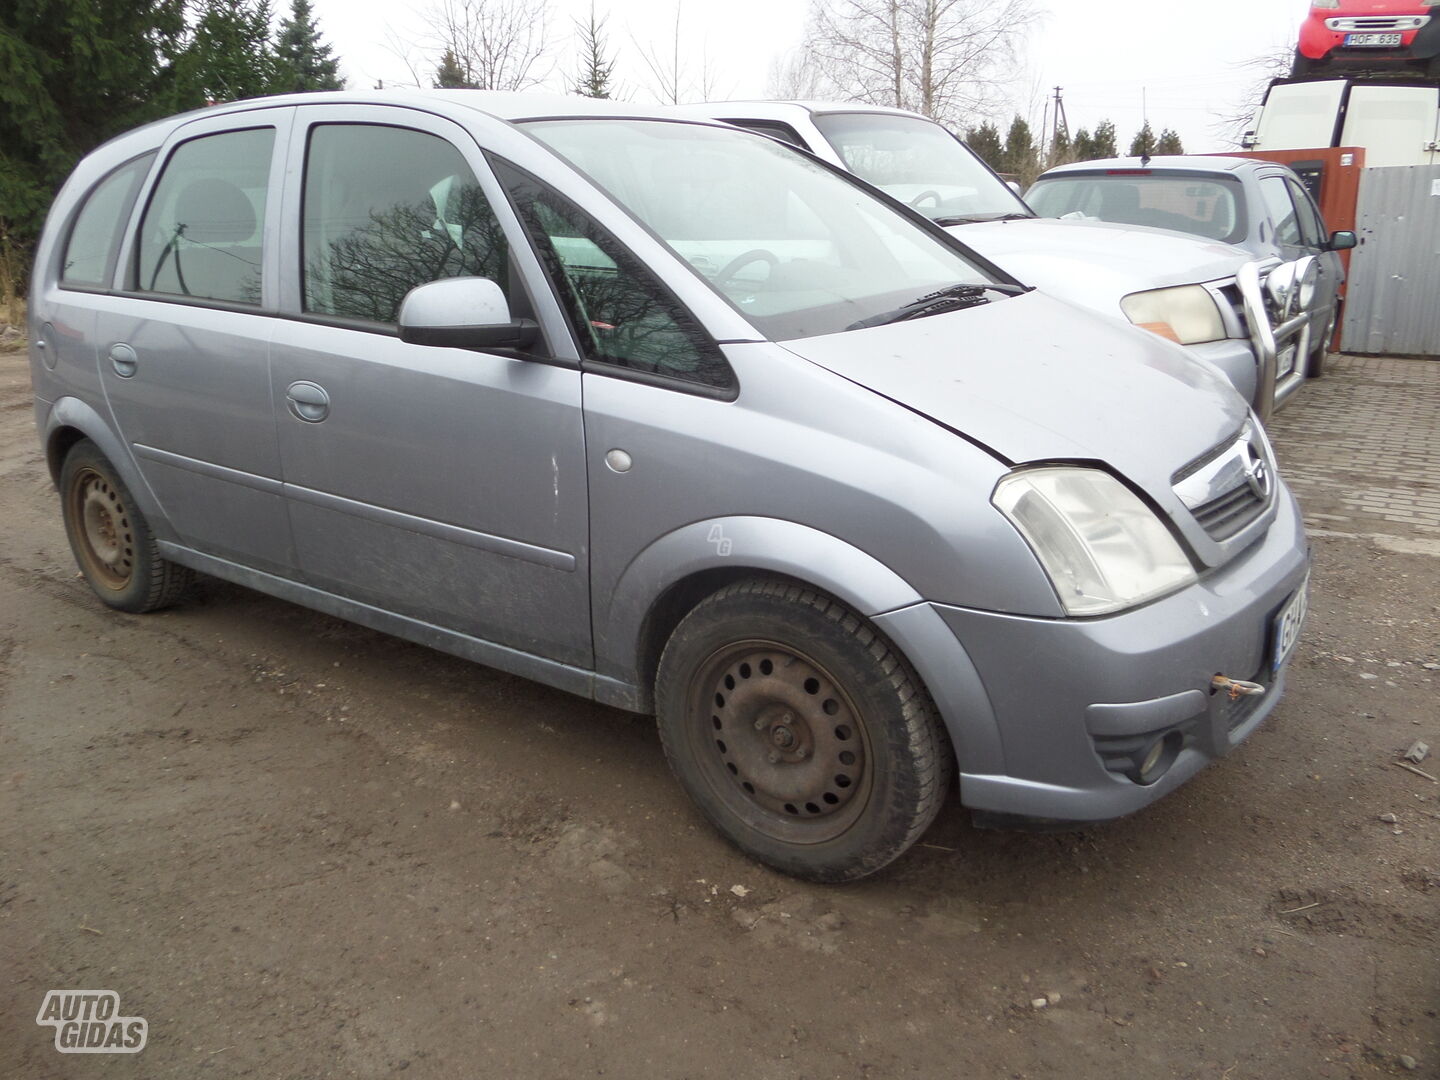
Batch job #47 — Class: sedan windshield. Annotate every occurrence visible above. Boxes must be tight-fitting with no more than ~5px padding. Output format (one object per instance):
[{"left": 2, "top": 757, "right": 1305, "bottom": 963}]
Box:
[
  {"left": 1027, "top": 173, "right": 1247, "bottom": 244},
  {"left": 521, "top": 118, "right": 1000, "bottom": 340},
  {"left": 812, "top": 112, "right": 1033, "bottom": 224}
]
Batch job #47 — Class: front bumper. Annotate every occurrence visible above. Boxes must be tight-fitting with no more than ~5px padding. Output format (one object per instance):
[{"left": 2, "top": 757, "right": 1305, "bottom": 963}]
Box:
[{"left": 876, "top": 484, "right": 1309, "bottom": 823}]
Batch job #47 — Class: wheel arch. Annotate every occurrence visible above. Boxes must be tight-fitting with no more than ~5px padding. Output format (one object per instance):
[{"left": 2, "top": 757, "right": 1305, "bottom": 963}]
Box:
[
  {"left": 595, "top": 518, "right": 1005, "bottom": 779},
  {"left": 42, "top": 397, "right": 171, "bottom": 536}
]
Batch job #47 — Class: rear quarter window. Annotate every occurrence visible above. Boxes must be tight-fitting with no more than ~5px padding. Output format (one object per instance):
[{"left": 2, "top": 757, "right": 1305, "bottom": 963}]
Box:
[{"left": 61, "top": 153, "right": 156, "bottom": 290}]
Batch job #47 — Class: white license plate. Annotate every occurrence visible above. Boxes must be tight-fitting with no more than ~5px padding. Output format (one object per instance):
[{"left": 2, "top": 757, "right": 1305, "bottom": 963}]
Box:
[
  {"left": 1271, "top": 577, "right": 1310, "bottom": 672},
  {"left": 1345, "top": 32, "right": 1403, "bottom": 46},
  {"left": 1276, "top": 343, "right": 1298, "bottom": 377}
]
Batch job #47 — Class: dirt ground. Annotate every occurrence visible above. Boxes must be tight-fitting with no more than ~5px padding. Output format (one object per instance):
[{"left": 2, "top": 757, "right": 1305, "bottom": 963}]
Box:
[{"left": 1, "top": 347, "right": 1437, "bottom": 1079}]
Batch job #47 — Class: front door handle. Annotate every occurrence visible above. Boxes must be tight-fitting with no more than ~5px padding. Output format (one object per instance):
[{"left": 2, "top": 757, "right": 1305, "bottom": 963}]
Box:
[
  {"left": 286, "top": 380, "right": 330, "bottom": 423},
  {"left": 109, "top": 343, "right": 138, "bottom": 378}
]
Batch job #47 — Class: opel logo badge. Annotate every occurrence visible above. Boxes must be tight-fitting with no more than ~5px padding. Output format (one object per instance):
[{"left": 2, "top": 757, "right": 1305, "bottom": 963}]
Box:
[{"left": 1243, "top": 444, "right": 1271, "bottom": 499}]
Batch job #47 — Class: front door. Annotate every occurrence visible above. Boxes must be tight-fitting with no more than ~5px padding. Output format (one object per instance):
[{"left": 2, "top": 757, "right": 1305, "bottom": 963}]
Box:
[{"left": 267, "top": 108, "right": 591, "bottom": 667}]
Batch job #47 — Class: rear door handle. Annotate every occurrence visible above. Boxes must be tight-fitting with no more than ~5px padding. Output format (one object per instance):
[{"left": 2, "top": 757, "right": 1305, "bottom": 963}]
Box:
[
  {"left": 285, "top": 380, "right": 330, "bottom": 423},
  {"left": 109, "top": 343, "right": 138, "bottom": 378}
]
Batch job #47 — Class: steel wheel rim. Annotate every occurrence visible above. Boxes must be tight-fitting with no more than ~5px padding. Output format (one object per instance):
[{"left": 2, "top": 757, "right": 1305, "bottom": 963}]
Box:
[
  {"left": 69, "top": 468, "right": 134, "bottom": 590},
  {"left": 687, "top": 639, "right": 872, "bottom": 845}
]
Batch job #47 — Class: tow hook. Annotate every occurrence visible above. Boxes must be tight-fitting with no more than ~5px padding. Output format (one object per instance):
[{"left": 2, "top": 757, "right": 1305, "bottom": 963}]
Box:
[{"left": 1212, "top": 674, "right": 1266, "bottom": 700}]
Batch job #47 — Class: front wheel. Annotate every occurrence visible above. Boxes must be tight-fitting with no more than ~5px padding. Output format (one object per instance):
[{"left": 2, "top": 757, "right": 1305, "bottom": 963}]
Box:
[
  {"left": 60, "top": 440, "right": 192, "bottom": 612},
  {"left": 655, "top": 578, "right": 952, "bottom": 882}
]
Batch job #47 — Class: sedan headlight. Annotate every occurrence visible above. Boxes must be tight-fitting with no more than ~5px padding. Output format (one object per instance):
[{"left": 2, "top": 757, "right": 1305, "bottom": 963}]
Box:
[
  {"left": 993, "top": 467, "right": 1196, "bottom": 615},
  {"left": 1311, "top": 0, "right": 1338, "bottom": 8},
  {"left": 1120, "top": 284, "right": 1226, "bottom": 345}
]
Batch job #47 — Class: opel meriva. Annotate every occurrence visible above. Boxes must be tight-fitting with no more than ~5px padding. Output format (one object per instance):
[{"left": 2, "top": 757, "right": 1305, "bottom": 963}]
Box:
[{"left": 29, "top": 92, "right": 1310, "bottom": 881}]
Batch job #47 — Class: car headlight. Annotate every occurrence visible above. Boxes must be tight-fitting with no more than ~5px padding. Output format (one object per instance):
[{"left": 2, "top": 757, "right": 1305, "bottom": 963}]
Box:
[
  {"left": 1311, "top": 0, "right": 1339, "bottom": 8},
  {"left": 1120, "top": 284, "right": 1226, "bottom": 345},
  {"left": 993, "top": 467, "right": 1197, "bottom": 616}
]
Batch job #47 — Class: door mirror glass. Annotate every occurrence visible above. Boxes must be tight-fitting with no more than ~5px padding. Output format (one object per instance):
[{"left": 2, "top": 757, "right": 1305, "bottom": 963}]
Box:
[
  {"left": 397, "top": 277, "right": 538, "bottom": 349},
  {"left": 1328, "top": 230, "right": 1357, "bottom": 251}
]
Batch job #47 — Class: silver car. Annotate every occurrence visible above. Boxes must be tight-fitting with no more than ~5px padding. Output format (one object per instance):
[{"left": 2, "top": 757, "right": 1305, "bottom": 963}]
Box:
[{"left": 29, "top": 92, "right": 1310, "bottom": 881}]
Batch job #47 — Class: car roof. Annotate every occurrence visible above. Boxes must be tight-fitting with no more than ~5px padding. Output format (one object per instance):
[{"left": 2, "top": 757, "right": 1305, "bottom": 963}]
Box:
[
  {"left": 1037, "top": 155, "right": 1281, "bottom": 178},
  {"left": 670, "top": 100, "right": 936, "bottom": 123}
]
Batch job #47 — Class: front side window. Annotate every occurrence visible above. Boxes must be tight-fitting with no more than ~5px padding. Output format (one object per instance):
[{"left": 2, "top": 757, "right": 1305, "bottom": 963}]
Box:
[
  {"left": 1285, "top": 178, "right": 1325, "bottom": 247},
  {"left": 521, "top": 118, "right": 998, "bottom": 341},
  {"left": 135, "top": 128, "right": 274, "bottom": 305},
  {"left": 63, "top": 153, "right": 155, "bottom": 289},
  {"left": 1027, "top": 173, "right": 1245, "bottom": 244},
  {"left": 302, "top": 124, "right": 510, "bottom": 325},
  {"left": 497, "top": 162, "right": 732, "bottom": 391},
  {"left": 1258, "top": 176, "right": 1302, "bottom": 247}
]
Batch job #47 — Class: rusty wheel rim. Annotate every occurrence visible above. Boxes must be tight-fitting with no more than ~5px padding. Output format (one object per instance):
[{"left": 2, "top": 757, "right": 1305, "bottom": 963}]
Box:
[
  {"left": 68, "top": 467, "right": 134, "bottom": 591},
  {"left": 688, "top": 640, "right": 871, "bottom": 844}
]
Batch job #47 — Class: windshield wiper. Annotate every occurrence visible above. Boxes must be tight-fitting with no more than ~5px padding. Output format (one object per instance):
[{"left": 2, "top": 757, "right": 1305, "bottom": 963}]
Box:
[
  {"left": 845, "top": 283, "right": 1027, "bottom": 332},
  {"left": 930, "top": 211, "right": 1034, "bottom": 227}
]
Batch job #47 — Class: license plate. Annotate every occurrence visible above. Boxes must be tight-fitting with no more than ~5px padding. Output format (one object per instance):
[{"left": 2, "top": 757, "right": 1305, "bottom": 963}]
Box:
[
  {"left": 1271, "top": 576, "right": 1310, "bottom": 673},
  {"left": 1345, "top": 32, "right": 1403, "bottom": 46},
  {"left": 1276, "top": 343, "right": 1298, "bottom": 378}
]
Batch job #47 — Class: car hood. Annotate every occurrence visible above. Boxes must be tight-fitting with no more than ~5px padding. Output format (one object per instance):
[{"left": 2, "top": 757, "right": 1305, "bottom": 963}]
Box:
[
  {"left": 953, "top": 217, "right": 1252, "bottom": 318},
  {"left": 779, "top": 290, "right": 1248, "bottom": 501}
]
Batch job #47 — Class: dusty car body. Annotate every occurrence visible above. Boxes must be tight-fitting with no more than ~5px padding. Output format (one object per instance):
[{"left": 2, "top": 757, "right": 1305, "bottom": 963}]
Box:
[{"left": 29, "top": 92, "right": 1310, "bottom": 881}]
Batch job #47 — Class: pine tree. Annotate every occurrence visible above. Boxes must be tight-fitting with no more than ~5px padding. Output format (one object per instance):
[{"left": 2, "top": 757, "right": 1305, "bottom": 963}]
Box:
[
  {"left": 964, "top": 122, "right": 1004, "bottom": 171},
  {"left": 1155, "top": 128, "right": 1184, "bottom": 155},
  {"left": 434, "top": 49, "right": 477, "bottom": 89},
  {"left": 1047, "top": 126, "right": 1072, "bottom": 168},
  {"left": 1128, "top": 121, "right": 1156, "bottom": 158},
  {"left": 1092, "top": 120, "right": 1118, "bottom": 158},
  {"left": 1070, "top": 127, "right": 1094, "bottom": 162},
  {"left": 169, "top": 0, "right": 280, "bottom": 108},
  {"left": 1001, "top": 115, "right": 1038, "bottom": 183},
  {"left": 272, "top": 0, "right": 342, "bottom": 93},
  {"left": 571, "top": 3, "right": 616, "bottom": 99},
  {"left": 0, "top": 0, "right": 188, "bottom": 311}
]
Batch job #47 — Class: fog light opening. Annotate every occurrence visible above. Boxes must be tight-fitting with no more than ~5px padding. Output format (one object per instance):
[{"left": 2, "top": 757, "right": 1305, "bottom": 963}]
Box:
[{"left": 1136, "top": 732, "right": 1183, "bottom": 785}]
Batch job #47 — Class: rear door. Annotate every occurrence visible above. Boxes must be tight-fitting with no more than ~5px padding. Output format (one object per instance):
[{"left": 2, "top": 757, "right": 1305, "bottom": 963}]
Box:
[
  {"left": 266, "top": 105, "right": 592, "bottom": 667},
  {"left": 94, "top": 107, "right": 297, "bottom": 573}
]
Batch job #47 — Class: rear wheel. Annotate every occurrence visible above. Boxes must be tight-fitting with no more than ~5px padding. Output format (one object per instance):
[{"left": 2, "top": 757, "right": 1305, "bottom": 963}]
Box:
[
  {"left": 655, "top": 578, "right": 951, "bottom": 882},
  {"left": 60, "top": 440, "right": 192, "bottom": 612}
]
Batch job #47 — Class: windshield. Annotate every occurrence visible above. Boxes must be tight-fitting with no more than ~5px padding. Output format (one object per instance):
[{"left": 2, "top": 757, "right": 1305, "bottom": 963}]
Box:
[
  {"left": 1027, "top": 173, "right": 1247, "bottom": 244},
  {"left": 812, "top": 112, "right": 1032, "bottom": 224},
  {"left": 521, "top": 118, "right": 998, "bottom": 340}
]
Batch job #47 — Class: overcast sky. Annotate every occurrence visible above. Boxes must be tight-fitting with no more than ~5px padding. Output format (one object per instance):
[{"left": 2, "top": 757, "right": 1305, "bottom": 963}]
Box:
[{"left": 308, "top": 0, "right": 1304, "bottom": 152}]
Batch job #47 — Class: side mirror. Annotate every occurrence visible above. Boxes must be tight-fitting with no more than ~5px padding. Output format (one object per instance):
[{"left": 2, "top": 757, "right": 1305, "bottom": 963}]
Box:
[
  {"left": 398, "top": 277, "right": 539, "bottom": 350},
  {"left": 1327, "top": 230, "right": 1357, "bottom": 251},
  {"left": 1007, "top": 181, "right": 1023, "bottom": 196}
]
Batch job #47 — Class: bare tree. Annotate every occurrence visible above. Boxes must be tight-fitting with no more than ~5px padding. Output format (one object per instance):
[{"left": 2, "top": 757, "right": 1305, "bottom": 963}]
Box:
[
  {"left": 417, "top": 0, "right": 551, "bottom": 92},
  {"left": 806, "top": 0, "right": 1038, "bottom": 126},
  {"left": 766, "top": 48, "right": 829, "bottom": 99},
  {"left": 632, "top": 2, "right": 725, "bottom": 104},
  {"left": 1210, "top": 45, "right": 1293, "bottom": 149}
]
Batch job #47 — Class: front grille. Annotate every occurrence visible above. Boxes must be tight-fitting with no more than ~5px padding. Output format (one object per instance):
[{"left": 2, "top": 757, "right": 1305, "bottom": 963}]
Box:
[
  {"left": 1326, "top": 16, "right": 1427, "bottom": 30},
  {"left": 1192, "top": 480, "right": 1266, "bottom": 540}
]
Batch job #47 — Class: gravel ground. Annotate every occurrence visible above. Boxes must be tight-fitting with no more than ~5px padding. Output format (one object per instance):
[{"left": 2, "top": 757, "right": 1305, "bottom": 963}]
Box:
[{"left": 1, "top": 349, "right": 1437, "bottom": 1079}]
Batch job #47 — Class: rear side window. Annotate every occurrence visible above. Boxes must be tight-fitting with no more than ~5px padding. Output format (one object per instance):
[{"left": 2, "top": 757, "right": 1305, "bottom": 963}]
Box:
[
  {"left": 62, "top": 153, "right": 155, "bottom": 289},
  {"left": 301, "top": 124, "right": 511, "bottom": 325},
  {"left": 135, "top": 128, "right": 275, "bottom": 305}
]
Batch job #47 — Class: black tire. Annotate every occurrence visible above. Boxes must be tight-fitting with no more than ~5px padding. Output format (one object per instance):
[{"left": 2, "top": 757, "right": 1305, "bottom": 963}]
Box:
[
  {"left": 655, "top": 578, "right": 952, "bottom": 882},
  {"left": 60, "top": 440, "right": 192, "bottom": 613},
  {"left": 1308, "top": 304, "right": 1338, "bottom": 379},
  {"left": 1291, "top": 50, "right": 1316, "bottom": 78}
]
